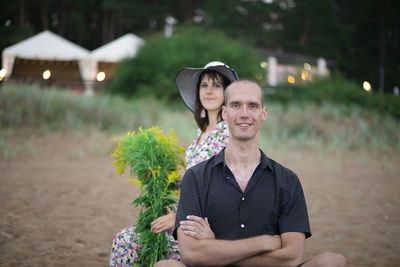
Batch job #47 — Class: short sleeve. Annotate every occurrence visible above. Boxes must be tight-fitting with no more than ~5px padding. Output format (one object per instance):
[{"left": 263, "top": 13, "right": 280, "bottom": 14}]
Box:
[
  {"left": 279, "top": 176, "right": 312, "bottom": 238},
  {"left": 173, "top": 169, "right": 203, "bottom": 239}
]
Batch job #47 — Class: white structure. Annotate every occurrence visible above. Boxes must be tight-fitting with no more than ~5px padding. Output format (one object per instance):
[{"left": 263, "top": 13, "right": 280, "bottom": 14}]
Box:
[
  {"left": 317, "top": 58, "right": 327, "bottom": 76},
  {"left": 90, "top": 33, "right": 144, "bottom": 63},
  {"left": 164, "top": 16, "right": 177, "bottom": 38},
  {"left": 267, "top": 56, "right": 278, "bottom": 87},
  {"left": 1, "top": 31, "right": 144, "bottom": 93},
  {"left": 265, "top": 55, "right": 329, "bottom": 86},
  {"left": 86, "top": 33, "right": 144, "bottom": 93},
  {"left": 2, "top": 30, "right": 90, "bottom": 82}
]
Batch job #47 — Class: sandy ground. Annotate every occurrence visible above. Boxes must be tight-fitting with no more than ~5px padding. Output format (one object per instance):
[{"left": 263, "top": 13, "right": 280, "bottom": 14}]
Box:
[{"left": 0, "top": 129, "right": 399, "bottom": 266}]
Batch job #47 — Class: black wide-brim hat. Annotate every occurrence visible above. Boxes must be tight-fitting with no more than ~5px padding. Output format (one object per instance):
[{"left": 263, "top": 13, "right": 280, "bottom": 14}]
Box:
[{"left": 176, "top": 61, "right": 239, "bottom": 112}]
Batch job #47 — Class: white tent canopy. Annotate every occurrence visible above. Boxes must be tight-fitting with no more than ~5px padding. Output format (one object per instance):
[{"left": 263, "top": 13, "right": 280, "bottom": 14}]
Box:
[
  {"left": 2, "top": 31, "right": 144, "bottom": 92},
  {"left": 1, "top": 30, "right": 90, "bottom": 80},
  {"left": 81, "top": 33, "right": 144, "bottom": 90},
  {"left": 90, "top": 33, "right": 144, "bottom": 63}
]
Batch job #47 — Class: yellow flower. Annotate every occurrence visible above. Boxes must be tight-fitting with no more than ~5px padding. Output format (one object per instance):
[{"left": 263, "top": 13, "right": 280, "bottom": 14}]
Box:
[
  {"left": 111, "top": 159, "right": 126, "bottom": 175},
  {"left": 171, "top": 189, "right": 180, "bottom": 196},
  {"left": 110, "top": 147, "right": 126, "bottom": 175},
  {"left": 148, "top": 165, "right": 161, "bottom": 178},
  {"left": 167, "top": 171, "right": 181, "bottom": 184},
  {"left": 128, "top": 178, "right": 143, "bottom": 190}
]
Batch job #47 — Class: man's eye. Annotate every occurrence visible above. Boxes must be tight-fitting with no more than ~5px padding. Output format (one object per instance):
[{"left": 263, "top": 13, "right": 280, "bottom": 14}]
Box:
[{"left": 250, "top": 104, "right": 258, "bottom": 109}]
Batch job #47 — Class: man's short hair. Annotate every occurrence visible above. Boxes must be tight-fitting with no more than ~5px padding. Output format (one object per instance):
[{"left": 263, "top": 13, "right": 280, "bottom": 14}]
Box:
[{"left": 224, "top": 79, "right": 264, "bottom": 107}]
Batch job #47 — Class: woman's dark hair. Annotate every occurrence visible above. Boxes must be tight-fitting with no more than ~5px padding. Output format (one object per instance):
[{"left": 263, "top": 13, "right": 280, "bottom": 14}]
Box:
[{"left": 194, "top": 70, "right": 231, "bottom": 132}]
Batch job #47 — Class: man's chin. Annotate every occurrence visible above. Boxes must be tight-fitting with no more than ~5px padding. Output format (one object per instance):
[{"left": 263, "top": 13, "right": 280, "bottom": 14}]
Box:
[{"left": 232, "top": 133, "right": 254, "bottom": 141}]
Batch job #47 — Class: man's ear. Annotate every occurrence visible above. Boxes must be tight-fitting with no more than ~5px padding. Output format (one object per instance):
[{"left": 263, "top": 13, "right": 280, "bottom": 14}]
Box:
[
  {"left": 222, "top": 106, "right": 227, "bottom": 120},
  {"left": 262, "top": 106, "right": 268, "bottom": 121}
]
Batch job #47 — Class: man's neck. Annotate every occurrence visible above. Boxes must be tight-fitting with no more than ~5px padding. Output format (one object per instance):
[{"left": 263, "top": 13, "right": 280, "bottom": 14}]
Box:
[{"left": 224, "top": 139, "right": 260, "bottom": 170}]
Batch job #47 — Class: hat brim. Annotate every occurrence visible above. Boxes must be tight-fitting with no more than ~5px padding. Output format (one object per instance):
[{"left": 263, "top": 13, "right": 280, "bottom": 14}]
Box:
[{"left": 176, "top": 66, "right": 238, "bottom": 112}]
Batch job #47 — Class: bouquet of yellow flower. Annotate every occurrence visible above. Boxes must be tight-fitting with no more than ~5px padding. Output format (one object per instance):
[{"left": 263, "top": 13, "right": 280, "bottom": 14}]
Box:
[{"left": 111, "top": 126, "right": 185, "bottom": 266}]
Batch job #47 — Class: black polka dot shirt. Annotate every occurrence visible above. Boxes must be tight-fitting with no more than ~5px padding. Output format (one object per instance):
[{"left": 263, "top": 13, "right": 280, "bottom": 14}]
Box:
[{"left": 174, "top": 149, "right": 311, "bottom": 240}]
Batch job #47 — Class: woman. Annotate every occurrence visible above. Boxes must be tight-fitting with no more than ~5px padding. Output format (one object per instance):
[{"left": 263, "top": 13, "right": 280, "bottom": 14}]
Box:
[{"left": 109, "top": 61, "right": 238, "bottom": 266}]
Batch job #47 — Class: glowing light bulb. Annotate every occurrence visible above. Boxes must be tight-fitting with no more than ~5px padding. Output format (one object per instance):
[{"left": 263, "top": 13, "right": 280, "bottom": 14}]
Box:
[
  {"left": 363, "top": 81, "right": 371, "bottom": 92},
  {"left": 97, "top": 72, "right": 106, "bottom": 82},
  {"left": 260, "top": 61, "right": 268, "bottom": 69},
  {"left": 301, "top": 70, "right": 309, "bottom": 80},
  {"left": 288, "top": 75, "right": 295, "bottom": 84},
  {"left": 304, "top": 63, "right": 311, "bottom": 71},
  {"left": 0, "top": 68, "right": 6, "bottom": 81},
  {"left": 43, "top": 70, "right": 51, "bottom": 80}
]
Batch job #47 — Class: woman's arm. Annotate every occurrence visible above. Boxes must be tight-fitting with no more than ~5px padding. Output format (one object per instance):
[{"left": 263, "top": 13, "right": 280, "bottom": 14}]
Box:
[{"left": 150, "top": 212, "right": 176, "bottom": 233}]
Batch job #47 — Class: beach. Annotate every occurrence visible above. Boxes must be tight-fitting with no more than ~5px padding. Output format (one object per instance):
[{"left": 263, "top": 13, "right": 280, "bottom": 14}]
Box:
[{"left": 1, "top": 129, "right": 399, "bottom": 266}]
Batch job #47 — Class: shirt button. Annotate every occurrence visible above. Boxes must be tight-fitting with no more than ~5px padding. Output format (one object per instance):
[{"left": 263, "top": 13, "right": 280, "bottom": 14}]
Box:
[
  {"left": 242, "top": 197, "right": 245, "bottom": 201},
  {"left": 241, "top": 224, "right": 245, "bottom": 228}
]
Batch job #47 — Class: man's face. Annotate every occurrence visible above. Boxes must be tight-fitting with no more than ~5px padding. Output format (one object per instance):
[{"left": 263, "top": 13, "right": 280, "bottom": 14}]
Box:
[{"left": 222, "top": 81, "right": 267, "bottom": 142}]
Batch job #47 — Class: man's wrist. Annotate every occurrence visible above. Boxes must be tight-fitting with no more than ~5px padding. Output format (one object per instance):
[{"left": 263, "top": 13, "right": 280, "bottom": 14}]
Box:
[{"left": 261, "top": 235, "right": 281, "bottom": 251}]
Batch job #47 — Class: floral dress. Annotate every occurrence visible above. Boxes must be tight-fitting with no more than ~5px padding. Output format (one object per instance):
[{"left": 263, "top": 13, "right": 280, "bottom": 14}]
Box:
[
  {"left": 185, "top": 120, "right": 229, "bottom": 169},
  {"left": 109, "top": 121, "right": 229, "bottom": 266}
]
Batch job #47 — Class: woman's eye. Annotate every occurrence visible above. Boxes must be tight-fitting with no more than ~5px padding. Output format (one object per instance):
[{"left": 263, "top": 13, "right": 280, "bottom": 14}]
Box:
[
  {"left": 201, "top": 83, "right": 208, "bottom": 88},
  {"left": 213, "top": 83, "right": 221, "bottom": 88}
]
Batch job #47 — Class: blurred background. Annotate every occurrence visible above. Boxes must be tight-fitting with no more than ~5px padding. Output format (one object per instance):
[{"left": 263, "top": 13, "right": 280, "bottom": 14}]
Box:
[{"left": 1, "top": 1, "right": 400, "bottom": 266}]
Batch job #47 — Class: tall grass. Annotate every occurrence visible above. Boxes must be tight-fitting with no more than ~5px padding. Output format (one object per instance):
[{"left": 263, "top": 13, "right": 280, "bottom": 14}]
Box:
[
  {"left": 0, "top": 84, "right": 161, "bottom": 132},
  {"left": 1, "top": 84, "right": 399, "bottom": 158},
  {"left": 260, "top": 102, "right": 400, "bottom": 152}
]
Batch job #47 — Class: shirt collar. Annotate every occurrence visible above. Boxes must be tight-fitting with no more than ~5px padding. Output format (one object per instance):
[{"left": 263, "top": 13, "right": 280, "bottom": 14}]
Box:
[
  {"left": 259, "top": 149, "right": 274, "bottom": 172},
  {"left": 213, "top": 148, "right": 274, "bottom": 173}
]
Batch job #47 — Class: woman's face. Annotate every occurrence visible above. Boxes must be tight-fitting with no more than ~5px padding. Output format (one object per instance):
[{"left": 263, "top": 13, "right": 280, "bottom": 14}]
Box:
[{"left": 199, "top": 74, "right": 225, "bottom": 113}]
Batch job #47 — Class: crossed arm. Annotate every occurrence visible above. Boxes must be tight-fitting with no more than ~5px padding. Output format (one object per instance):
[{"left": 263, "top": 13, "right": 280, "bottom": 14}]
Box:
[{"left": 178, "top": 215, "right": 305, "bottom": 267}]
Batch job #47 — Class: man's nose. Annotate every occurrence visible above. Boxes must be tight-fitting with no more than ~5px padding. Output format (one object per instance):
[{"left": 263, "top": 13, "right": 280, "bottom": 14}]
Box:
[{"left": 240, "top": 105, "right": 249, "bottom": 116}]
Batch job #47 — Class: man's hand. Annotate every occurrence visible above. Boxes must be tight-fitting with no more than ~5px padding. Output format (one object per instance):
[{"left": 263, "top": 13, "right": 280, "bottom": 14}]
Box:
[
  {"left": 150, "top": 212, "right": 176, "bottom": 233},
  {"left": 180, "top": 215, "right": 215, "bottom": 239}
]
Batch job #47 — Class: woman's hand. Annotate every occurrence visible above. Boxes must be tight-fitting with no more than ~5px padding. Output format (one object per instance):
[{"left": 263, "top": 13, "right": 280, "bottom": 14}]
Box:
[
  {"left": 179, "top": 215, "right": 215, "bottom": 240},
  {"left": 150, "top": 212, "right": 176, "bottom": 233}
]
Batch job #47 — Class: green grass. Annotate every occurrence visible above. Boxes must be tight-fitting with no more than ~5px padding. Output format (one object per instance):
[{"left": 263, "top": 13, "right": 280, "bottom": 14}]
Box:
[
  {"left": 1, "top": 84, "right": 399, "bottom": 158},
  {"left": 259, "top": 102, "right": 400, "bottom": 152}
]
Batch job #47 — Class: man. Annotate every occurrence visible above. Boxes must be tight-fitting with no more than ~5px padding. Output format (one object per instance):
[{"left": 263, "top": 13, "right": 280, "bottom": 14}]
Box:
[{"left": 156, "top": 79, "right": 346, "bottom": 266}]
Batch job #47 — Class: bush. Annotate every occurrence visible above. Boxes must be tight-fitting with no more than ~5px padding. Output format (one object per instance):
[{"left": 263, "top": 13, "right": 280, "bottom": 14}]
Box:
[
  {"left": 110, "top": 127, "right": 185, "bottom": 266},
  {"left": 107, "top": 24, "right": 261, "bottom": 101}
]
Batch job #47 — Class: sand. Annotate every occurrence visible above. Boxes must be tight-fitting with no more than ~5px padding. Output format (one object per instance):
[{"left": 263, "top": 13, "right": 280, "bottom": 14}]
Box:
[{"left": 0, "top": 130, "right": 399, "bottom": 266}]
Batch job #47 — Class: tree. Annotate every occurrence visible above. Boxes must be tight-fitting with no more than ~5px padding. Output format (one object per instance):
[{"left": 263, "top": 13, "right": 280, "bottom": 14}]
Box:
[{"left": 107, "top": 24, "right": 261, "bottom": 100}]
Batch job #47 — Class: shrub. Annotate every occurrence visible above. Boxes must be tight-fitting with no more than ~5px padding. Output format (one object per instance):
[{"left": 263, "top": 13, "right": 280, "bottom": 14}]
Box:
[
  {"left": 110, "top": 127, "right": 185, "bottom": 266},
  {"left": 107, "top": 24, "right": 261, "bottom": 101},
  {"left": 267, "top": 73, "right": 400, "bottom": 119}
]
